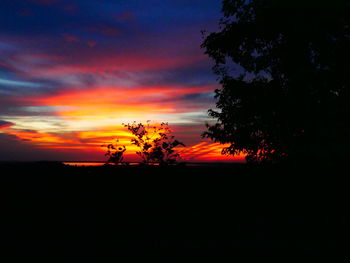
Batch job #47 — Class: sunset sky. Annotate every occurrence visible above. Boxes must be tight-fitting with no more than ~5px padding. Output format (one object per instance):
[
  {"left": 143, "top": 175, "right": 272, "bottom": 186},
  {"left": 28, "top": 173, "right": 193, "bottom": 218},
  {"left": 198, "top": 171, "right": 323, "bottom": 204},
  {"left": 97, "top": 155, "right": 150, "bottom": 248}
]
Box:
[{"left": 0, "top": 0, "right": 244, "bottom": 162}]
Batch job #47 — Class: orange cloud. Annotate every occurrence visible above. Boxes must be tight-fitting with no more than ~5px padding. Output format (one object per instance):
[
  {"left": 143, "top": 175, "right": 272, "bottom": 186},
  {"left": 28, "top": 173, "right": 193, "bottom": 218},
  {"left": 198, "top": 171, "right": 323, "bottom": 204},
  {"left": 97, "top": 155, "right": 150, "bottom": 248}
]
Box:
[
  {"left": 27, "top": 86, "right": 213, "bottom": 118},
  {"left": 3, "top": 125, "right": 244, "bottom": 162},
  {"left": 2, "top": 84, "right": 235, "bottom": 161},
  {"left": 179, "top": 142, "right": 245, "bottom": 162}
]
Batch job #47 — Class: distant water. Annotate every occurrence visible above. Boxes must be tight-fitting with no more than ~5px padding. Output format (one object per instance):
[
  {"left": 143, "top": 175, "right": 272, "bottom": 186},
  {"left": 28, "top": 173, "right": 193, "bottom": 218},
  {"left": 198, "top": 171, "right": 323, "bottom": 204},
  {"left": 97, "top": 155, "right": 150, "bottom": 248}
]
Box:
[
  {"left": 64, "top": 162, "right": 105, "bottom": 166},
  {"left": 63, "top": 161, "right": 243, "bottom": 167},
  {"left": 63, "top": 162, "right": 139, "bottom": 167}
]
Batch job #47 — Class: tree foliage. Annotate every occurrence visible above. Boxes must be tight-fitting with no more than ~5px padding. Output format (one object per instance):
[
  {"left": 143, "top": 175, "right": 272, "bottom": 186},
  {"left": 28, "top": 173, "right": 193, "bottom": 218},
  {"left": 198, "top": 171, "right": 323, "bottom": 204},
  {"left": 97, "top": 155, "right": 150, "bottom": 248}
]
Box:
[
  {"left": 202, "top": 0, "right": 350, "bottom": 163},
  {"left": 124, "top": 121, "right": 185, "bottom": 165},
  {"left": 103, "top": 140, "right": 126, "bottom": 165}
]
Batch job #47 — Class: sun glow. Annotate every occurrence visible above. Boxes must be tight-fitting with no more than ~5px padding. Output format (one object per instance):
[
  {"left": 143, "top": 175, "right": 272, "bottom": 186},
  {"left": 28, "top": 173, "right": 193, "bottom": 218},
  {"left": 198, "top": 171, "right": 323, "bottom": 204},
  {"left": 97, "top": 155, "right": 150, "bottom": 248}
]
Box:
[
  {"left": 0, "top": 0, "right": 242, "bottom": 162},
  {"left": 1, "top": 86, "right": 244, "bottom": 162}
]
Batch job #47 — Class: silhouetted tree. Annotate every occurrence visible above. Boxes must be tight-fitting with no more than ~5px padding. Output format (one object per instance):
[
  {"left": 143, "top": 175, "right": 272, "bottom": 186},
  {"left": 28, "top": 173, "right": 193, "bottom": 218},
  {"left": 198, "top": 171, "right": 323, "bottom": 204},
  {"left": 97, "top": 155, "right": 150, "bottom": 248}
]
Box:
[
  {"left": 202, "top": 0, "right": 350, "bottom": 163},
  {"left": 102, "top": 139, "right": 126, "bottom": 165},
  {"left": 124, "top": 121, "right": 185, "bottom": 165}
]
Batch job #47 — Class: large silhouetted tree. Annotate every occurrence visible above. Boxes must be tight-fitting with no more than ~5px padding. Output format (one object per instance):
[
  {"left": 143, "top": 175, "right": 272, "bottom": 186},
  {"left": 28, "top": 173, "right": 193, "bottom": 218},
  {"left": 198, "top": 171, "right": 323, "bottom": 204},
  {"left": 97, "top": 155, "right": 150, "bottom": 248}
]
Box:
[{"left": 202, "top": 0, "right": 350, "bottom": 163}]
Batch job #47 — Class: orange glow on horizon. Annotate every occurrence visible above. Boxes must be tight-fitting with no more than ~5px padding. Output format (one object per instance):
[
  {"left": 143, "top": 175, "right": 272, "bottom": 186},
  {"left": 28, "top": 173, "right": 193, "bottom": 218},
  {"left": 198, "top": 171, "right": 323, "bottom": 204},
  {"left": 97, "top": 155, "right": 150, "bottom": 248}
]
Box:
[
  {"left": 2, "top": 86, "right": 242, "bottom": 162},
  {"left": 3, "top": 126, "right": 245, "bottom": 162}
]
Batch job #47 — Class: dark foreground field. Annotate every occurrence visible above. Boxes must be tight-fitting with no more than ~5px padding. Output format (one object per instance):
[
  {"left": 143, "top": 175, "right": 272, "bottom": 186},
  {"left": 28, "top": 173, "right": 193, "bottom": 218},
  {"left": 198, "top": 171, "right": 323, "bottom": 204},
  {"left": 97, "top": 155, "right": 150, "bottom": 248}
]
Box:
[{"left": 0, "top": 162, "right": 347, "bottom": 260}]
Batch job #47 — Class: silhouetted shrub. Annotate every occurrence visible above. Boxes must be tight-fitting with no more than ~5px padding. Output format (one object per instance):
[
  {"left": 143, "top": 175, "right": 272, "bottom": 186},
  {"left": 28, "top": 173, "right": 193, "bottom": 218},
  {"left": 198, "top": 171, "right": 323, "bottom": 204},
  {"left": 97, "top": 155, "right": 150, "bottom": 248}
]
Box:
[
  {"left": 124, "top": 121, "right": 185, "bottom": 165},
  {"left": 102, "top": 139, "right": 126, "bottom": 165}
]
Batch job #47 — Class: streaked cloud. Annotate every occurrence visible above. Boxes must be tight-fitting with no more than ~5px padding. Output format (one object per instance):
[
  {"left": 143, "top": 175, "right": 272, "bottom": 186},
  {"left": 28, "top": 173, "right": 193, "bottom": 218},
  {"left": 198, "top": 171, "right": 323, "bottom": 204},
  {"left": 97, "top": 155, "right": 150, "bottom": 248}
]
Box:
[
  {"left": 0, "top": 0, "right": 242, "bottom": 162},
  {"left": 0, "top": 78, "right": 42, "bottom": 88}
]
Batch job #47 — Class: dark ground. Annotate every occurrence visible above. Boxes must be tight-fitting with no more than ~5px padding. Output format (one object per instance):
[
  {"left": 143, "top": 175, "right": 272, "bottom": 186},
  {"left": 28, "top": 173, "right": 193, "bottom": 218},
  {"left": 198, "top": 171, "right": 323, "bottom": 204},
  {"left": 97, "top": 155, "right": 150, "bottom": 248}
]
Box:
[{"left": 0, "top": 162, "right": 347, "bottom": 260}]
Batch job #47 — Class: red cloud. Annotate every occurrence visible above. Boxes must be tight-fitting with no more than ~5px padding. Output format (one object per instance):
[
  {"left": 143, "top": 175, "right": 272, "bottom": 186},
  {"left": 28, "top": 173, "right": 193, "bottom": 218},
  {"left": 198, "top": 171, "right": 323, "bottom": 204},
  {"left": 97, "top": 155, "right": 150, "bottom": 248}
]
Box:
[
  {"left": 25, "top": 52, "right": 206, "bottom": 77},
  {"left": 62, "top": 33, "right": 80, "bottom": 43},
  {"left": 86, "top": 25, "right": 121, "bottom": 37},
  {"left": 0, "top": 120, "right": 14, "bottom": 130},
  {"left": 87, "top": 40, "right": 97, "bottom": 48}
]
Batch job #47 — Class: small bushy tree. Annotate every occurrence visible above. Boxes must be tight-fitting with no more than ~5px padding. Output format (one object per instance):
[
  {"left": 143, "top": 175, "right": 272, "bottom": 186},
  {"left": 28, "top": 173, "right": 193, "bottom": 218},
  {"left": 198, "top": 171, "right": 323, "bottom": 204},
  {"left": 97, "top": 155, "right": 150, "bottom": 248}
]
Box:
[
  {"left": 102, "top": 139, "right": 126, "bottom": 165},
  {"left": 124, "top": 121, "right": 185, "bottom": 165}
]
